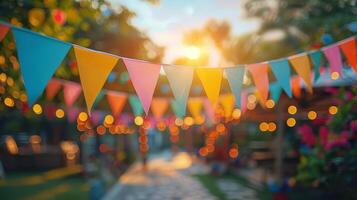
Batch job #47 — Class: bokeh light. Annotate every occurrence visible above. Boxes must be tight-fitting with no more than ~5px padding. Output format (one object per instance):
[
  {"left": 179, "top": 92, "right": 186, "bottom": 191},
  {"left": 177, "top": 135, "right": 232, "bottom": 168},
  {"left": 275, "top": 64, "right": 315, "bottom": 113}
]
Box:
[
  {"left": 288, "top": 105, "right": 297, "bottom": 114},
  {"left": 328, "top": 106, "right": 338, "bottom": 115},
  {"left": 32, "top": 104, "right": 42, "bottom": 115},
  {"left": 55, "top": 108, "right": 65, "bottom": 118},
  {"left": 307, "top": 111, "right": 317, "bottom": 120},
  {"left": 286, "top": 118, "right": 296, "bottom": 127}
]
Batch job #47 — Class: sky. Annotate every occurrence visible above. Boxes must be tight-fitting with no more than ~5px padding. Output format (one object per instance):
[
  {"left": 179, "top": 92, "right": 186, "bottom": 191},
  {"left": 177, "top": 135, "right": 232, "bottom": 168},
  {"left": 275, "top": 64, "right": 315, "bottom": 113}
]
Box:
[{"left": 109, "top": 0, "right": 260, "bottom": 64}]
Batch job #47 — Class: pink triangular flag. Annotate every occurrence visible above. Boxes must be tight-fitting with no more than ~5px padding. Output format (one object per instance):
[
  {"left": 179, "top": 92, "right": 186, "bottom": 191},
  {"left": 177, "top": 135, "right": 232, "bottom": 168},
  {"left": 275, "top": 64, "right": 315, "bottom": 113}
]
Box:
[
  {"left": 0, "top": 23, "right": 9, "bottom": 41},
  {"left": 66, "top": 107, "right": 80, "bottom": 123},
  {"left": 106, "top": 91, "right": 127, "bottom": 116},
  {"left": 322, "top": 44, "right": 343, "bottom": 75},
  {"left": 122, "top": 59, "right": 161, "bottom": 115},
  {"left": 46, "top": 79, "right": 62, "bottom": 100},
  {"left": 151, "top": 98, "right": 169, "bottom": 119},
  {"left": 247, "top": 63, "right": 270, "bottom": 103},
  {"left": 63, "top": 81, "right": 82, "bottom": 107},
  {"left": 241, "top": 91, "right": 248, "bottom": 113},
  {"left": 203, "top": 98, "right": 216, "bottom": 123}
]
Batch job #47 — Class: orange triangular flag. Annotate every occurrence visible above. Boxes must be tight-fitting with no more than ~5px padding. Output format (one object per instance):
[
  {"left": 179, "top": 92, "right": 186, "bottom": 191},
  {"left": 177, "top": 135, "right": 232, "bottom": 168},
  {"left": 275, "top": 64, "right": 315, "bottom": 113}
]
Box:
[
  {"left": 196, "top": 68, "right": 223, "bottom": 105},
  {"left": 289, "top": 54, "right": 313, "bottom": 93},
  {"left": 247, "top": 63, "right": 269, "bottom": 103},
  {"left": 46, "top": 79, "right": 62, "bottom": 100},
  {"left": 291, "top": 77, "right": 301, "bottom": 98},
  {"left": 151, "top": 98, "right": 169, "bottom": 119},
  {"left": 188, "top": 97, "right": 203, "bottom": 119},
  {"left": 106, "top": 91, "right": 127, "bottom": 116},
  {"left": 339, "top": 37, "right": 357, "bottom": 73},
  {"left": 74, "top": 46, "right": 118, "bottom": 113}
]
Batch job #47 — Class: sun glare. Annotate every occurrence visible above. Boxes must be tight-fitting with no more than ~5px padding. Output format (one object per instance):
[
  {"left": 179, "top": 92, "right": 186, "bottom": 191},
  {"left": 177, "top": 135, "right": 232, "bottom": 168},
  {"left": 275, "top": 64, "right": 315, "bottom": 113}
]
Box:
[{"left": 183, "top": 45, "right": 201, "bottom": 60}]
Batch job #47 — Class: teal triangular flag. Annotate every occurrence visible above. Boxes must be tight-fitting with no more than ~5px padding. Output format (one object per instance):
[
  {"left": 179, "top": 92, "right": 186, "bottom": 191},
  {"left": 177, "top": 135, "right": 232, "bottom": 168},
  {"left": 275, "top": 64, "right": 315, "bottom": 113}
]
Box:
[
  {"left": 309, "top": 50, "right": 321, "bottom": 82},
  {"left": 13, "top": 27, "right": 71, "bottom": 105},
  {"left": 129, "top": 95, "right": 143, "bottom": 116},
  {"left": 93, "top": 90, "right": 105, "bottom": 107},
  {"left": 164, "top": 65, "right": 193, "bottom": 117},
  {"left": 269, "top": 59, "right": 292, "bottom": 97},
  {"left": 225, "top": 66, "right": 245, "bottom": 108},
  {"left": 270, "top": 83, "right": 282, "bottom": 103},
  {"left": 171, "top": 99, "right": 186, "bottom": 118}
]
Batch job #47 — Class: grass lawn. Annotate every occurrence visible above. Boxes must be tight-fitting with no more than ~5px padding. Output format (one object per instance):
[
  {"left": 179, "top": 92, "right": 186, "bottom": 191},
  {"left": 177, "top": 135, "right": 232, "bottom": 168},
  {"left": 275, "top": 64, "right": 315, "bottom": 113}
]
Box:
[
  {"left": 0, "top": 172, "right": 89, "bottom": 200},
  {"left": 194, "top": 173, "right": 271, "bottom": 200}
]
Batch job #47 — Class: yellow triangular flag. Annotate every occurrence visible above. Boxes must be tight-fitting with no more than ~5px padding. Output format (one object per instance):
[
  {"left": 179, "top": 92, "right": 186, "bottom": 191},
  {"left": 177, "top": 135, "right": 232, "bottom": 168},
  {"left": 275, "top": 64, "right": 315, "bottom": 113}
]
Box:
[
  {"left": 74, "top": 46, "right": 119, "bottom": 113},
  {"left": 196, "top": 68, "right": 223, "bottom": 105},
  {"left": 219, "top": 94, "right": 234, "bottom": 118},
  {"left": 188, "top": 97, "right": 203, "bottom": 119},
  {"left": 289, "top": 54, "right": 313, "bottom": 93}
]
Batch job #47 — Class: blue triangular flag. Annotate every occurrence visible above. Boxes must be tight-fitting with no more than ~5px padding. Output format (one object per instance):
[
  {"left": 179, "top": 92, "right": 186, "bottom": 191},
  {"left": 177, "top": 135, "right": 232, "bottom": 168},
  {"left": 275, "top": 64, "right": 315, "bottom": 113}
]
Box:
[
  {"left": 309, "top": 50, "right": 321, "bottom": 82},
  {"left": 171, "top": 99, "right": 186, "bottom": 119},
  {"left": 225, "top": 66, "right": 245, "bottom": 108},
  {"left": 13, "top": 27, "right": 71, "bottom": 105},
  {"left": 269, "top": 59, "right": 292, "bottom": 97},
  {"left": 270, "top": 83, "right": 282, "bottom": 103},
  {"left": 129, "top": 95, "right": 143, "bottom": 116}
]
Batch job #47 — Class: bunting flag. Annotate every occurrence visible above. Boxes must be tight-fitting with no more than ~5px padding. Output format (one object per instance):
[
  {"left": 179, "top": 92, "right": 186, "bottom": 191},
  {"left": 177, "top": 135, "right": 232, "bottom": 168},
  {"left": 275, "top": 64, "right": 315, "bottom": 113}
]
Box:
[
  {"left": 0, "top": 23, "right": 9, "bottom": 41},
  {"left": 196, "top": 68, "right": 223, "bottom": 105},
  {"left": 247, "top": 63, "right": 269, "bottom": 103},
  {"left": 225, "top": 66, "right": 245, "bottom": 108},
  {"left": 339, "top": 37, "right": 357, "bottom": 73},
  {"left": 151, "top": 98, "right": 169, "bottom": 119},
  {"left": 129, "top": 95, "right": 143, "bottom": 116},
  {"left": 74, "top": 46, "right": 118, "bottom": 113},
  {"left": 188, "top": 98, "right": 203, "bottom": 119},
  {"left": 241, "top": 91, "right": 248, "bottom": 113},
  {"left": 13, "top": 27, "right": 71, "bottom": 105},
  {"left": 291, "top": 77, "right": 301, "bottom": 98},
  {"left": 164, "top": 65, "right": 193, "bottom": 116},
  {"left": 106, "top": 91, "right": 127, "bottom": 116},
  {"left": 270, "top": 83, "right": 282, "bottom": 103},
  {"left": 63, "top": 81, "right": 82, "bottom": 107},
  {"left": 122, "top": 59, "right": 161, "bottom": 115},
  {"left": 322, "top": 44, "right": 343, "bottom": 75},
  {"left": 203, "top": 98, "right": 216, "bottom": 123},
  {"left": 171, "top": 99, "right": 186, "bottom": 119},
  {"left": 309, "top": 50, "right": 322, "bottom": 82},
  {"left": 46, "top": 79, "right": 62, "bottom": 100},
  {"left": 289, "top": 54, "right": 313, "bottom": 93},
  {"left": 66, "top": 107, "right": 80, "bottom": 123},
  {"left": 269, "top": 59, "right": 292, "bottom": 97},
  {"left": 219, "top": 94, "right": 234, "bottom": 118},
  {"left": 93, "top": 90, "right": 105, "bottom": 108}
]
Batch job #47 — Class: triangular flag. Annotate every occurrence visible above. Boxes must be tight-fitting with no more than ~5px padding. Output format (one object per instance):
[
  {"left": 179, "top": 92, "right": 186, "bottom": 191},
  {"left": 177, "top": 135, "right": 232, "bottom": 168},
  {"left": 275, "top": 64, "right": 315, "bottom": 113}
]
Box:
[
  {"left": 219, "top": 94, "right": 234, "bottom": 118},
  {"left": 269, "top": 83, "right": 282, "bottom": 103},
  {"left": 66, "top": 107, "right": 80, "bottom": 123},
  {"left": 188, "top": 97, "right": 203, "bottom": 119},
  {"left": 13, "top": 27, "right": 71, "bottom": 105},
  {"left": 339, "top": 37, "right": 357, "bottom": 73},
  {"left": 309, "top": 50, "right": 322, "bottom": 82},
  {"left": 106, "top": 91, "right": 127, "bottom": 116},
  {"left": 225, "top": 66, "right": 245, "bottom": 108},
  {"left": 0, "top": 23, "right": 10, "bottom": 41},
  {"left": 247, "top": 63, "right": 269, "bottom": 103},
  {"left": 74, "top": 46, "right": 118, "bottom": 113},
  {"left": 203, "top": 98, "right": 216, "bottom": 123},
  {"left": 151, "top": 98, "right": 169, "bottom": 119},
  {"left": 171, "top": 99, "right": 186, "bottom": 119},
  {"left": 196, "top": 68, "right": 223, "bottom": 105},
  {"left": 291, "top": 77, "right": 301, "bottom": 98},
  {"left": 122, "top": 59, "right": 161, "bottom": 115},
  {"left": 241, "top": 91, "right": 248, "bottom": 113},
  {"left": 129, "top": 95, "right": 143, "bottom": 116},
  {"left": 46, "top": 79, "right": 62, "bottom": 100},
  {"left": 164, "top": 65, "right": 193, "bottom": 101},
  {"left": 93, "top": 90, "right": 105, "bottom": 107},
  {"left": 289, "top": 54, "right": 313, "bottom": 93},
  {"left": 63, "top": 81, "right": 82, "bottom": 107},
  {"left": 322, "top": 44, "right": 343, "bottom": 75},
  {"left": 269, "top": 59, "right": 292, "bottom": 97}
]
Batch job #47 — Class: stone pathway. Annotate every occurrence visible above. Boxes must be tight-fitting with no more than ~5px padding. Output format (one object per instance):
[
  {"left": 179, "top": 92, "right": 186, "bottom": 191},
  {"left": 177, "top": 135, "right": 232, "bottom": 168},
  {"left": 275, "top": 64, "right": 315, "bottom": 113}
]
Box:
[
  {"left": 217, "top": 179, "right": 258, "bottom": 200},
  {"left": 104, "top": 153, "right": 216, "bottom": 200}
]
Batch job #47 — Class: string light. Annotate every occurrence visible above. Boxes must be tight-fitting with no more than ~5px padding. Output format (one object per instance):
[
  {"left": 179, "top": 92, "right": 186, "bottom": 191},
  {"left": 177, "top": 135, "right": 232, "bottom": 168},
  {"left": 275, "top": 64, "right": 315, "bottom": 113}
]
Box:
[
  {"left": 266, "top": 99, "right": 275, "bottom": 108},
  {"left": 104, "top": 114, "right": 114, "bottom": 125},
  {"left": 78, "top": 112, "right": 88, "bottom": 122},
  {"left": 328, "top": 106, "right": 338, "bottom": 115},
  {"left": 331, "top": 72, "right": 339, "bottom": 80},
  {"left": 247, "top": 102, "right": 256, "bottom": 110},
  {"left": 134, "top": 116, "right": 143, "bottom": 126},
  {"left": 248, "top": 94, "right": 257, "bottom": 103},
  {"left": 4, "top": 97, "right": 14, "bottom": 107},
  {"left": 232, "top": 108, "right": 241, "bottom": 119},
  {"left": 55, "top": 108, "right": 65, "bottom": 118},
  {"left": 183, "top": 117, "right": 194, "bottom": 126},
  {"left": 96, "top": 125, "right": 106, "bottom": 135},
  {"left": 175, "top": 118, "right": 183, "bottom": 126},
  {"left": 286, "top": 118, "right": 296, "bottom": 127},
  {"left": 259, "top": 122, "right": 269, "bottom": 132},
  {"left": 307, "top": 111, "right": 317, "bottom": 120},
  {"left": 32, "top": 104, "right": 42, "bottom": 115},
  {"left": 229, "top": 147, "right": 239, "bottom": 159},
  {"left": 0, "top": 73, "right": 7, "bottom": 82},
  {"left": 268, "top": 122, "right": 277, "bottom": 132},
  {"left": 288, "top": 105, "right": 297, "bottom": 115}
]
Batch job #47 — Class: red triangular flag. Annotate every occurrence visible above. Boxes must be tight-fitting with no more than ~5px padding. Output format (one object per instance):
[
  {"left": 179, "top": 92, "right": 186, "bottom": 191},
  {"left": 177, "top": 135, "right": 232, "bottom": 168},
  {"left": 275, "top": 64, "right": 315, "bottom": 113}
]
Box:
[
  {"left": 46, "top": 79, "right": 62, "bottom": 100},
  {"left": 339, "top": 37, "right": 357, "bottom": 73},
  {"left": 0, "top": 23, "right": 9, "bottom": 41},
  {"left": 106, "top": 91, "right": 127, "bottom": 116},
  {"left": 122, "top": 59, "right": 161, "bottom": 115},
  {"left": 63, "top": 81, "right": 82, "bottom": 107}
]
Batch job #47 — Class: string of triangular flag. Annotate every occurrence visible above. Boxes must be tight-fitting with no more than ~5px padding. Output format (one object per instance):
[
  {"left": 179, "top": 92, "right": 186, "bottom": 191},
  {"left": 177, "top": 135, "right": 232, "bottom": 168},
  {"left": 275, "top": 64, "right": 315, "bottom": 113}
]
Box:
[{"left": 0, "top": 21, "right": 356, "bottom": 118}]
